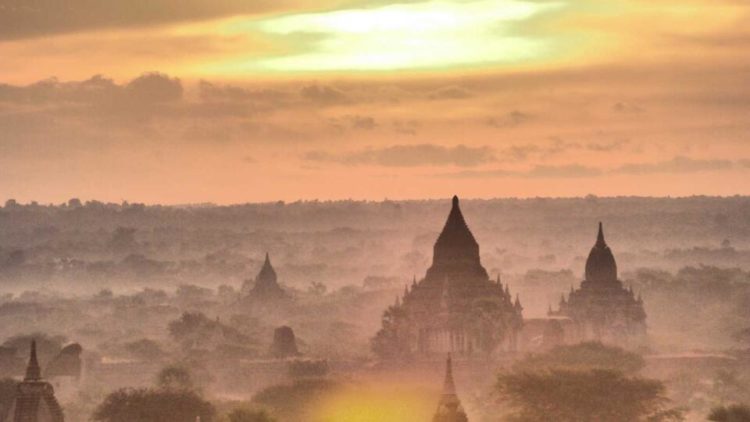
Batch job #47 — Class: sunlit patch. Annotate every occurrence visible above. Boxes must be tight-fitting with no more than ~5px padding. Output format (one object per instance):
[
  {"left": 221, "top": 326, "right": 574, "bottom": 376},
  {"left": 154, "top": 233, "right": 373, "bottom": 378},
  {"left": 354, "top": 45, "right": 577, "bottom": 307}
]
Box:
[
  {"left": 216, "top": 0, "right": 564, "bottom": 72},
  {"left": 314, "top": 383, "right": 436, "bottom": 422}
]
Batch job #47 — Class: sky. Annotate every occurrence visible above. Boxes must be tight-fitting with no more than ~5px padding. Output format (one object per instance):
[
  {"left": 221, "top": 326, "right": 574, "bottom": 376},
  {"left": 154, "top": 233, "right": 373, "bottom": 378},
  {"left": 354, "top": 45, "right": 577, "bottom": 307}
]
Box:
[{"left": 1, "top": 0, "right": 749, "bottom": 203}]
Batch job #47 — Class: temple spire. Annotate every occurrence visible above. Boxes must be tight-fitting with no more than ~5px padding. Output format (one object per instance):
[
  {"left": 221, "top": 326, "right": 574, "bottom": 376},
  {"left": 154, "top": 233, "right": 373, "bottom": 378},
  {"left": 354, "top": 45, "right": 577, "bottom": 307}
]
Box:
[
  {"left": 596, "top": 222, "right": 606, "bottom": 247},
  {"left": 442, "top": 354, "right": 456, "bottom": 395},
  {"left": 25, "top": 340, "right": 41, "bottom": 381}
]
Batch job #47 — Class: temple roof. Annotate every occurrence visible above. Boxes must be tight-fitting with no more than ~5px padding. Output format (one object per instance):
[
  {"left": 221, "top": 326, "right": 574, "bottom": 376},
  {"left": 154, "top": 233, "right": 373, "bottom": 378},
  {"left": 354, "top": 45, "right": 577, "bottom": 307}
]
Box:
[
  {"left": 584, "top": 222, "right": 618, "bottom": 284},
  {"left": 426, "top": 196, "right": 487, "bottom": 281},
  {"left": 250, "top": 253, "right": 287, "bottom": 299}
]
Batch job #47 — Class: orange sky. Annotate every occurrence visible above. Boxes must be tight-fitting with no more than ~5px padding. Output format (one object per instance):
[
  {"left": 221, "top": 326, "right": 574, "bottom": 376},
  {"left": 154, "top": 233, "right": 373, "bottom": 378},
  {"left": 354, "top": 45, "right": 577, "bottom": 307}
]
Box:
[{"left": 1, "top": 0, "right": 749, "bottom": 203}]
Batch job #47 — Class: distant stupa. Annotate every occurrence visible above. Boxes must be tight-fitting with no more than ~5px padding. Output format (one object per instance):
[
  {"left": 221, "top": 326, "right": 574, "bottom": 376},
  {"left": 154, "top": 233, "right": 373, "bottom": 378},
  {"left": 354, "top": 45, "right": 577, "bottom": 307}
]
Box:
[
  {"left": 7, "top": 340, "right": 65, "bottom": 422},
  {"left": 242, "top": 253, "right": 288, "bottom": 301},
  {"left": 433, "top": 355, "right": 468, "bottom": 422}
]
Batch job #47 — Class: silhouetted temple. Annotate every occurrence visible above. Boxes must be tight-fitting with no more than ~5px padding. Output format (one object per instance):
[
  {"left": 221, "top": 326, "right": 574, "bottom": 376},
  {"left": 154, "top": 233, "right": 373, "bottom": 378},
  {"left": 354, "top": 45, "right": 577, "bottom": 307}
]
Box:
[
  {"left": 433, "top": 355, "right": 468, "bottom": 422},
  {"left": 372, "top": 196, "right": 523, "bottom": 359},
  {"left": 6, "top": 341, "right": 64, "bottom": 422},
  {"left": 242, "top": 253, "right": 287, "bottom": 301},
  {"left": 550, "top": 223, "right": 647, "bottom": 346}
]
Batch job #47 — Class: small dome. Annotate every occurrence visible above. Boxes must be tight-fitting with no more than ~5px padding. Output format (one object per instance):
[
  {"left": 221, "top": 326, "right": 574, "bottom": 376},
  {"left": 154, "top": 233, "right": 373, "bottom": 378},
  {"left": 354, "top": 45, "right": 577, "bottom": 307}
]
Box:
[{"left": 584, "top": 222, "right": 617, "bottom": 283}]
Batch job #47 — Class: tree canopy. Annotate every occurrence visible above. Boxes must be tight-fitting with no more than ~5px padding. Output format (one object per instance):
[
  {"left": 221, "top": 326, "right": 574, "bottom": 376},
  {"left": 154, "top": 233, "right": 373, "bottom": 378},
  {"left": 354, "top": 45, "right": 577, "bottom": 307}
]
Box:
[{"left": 92, "top": 388, "right": 215, "bottom": 422}]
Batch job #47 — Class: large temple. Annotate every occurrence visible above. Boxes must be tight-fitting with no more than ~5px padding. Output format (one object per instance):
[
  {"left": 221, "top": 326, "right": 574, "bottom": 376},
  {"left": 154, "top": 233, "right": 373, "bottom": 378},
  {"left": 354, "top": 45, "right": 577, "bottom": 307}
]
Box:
[
  {"left": 372, "top": 196, "right": 523, "bottom": 360},
  {"left": 5, "top": 340, "right": 65, "bottom": 422},
  {"left": 241, "top": 253, "right": 288, "bottom": 302},
  {"left": 550, "top": 223, "right": 647, "bottom": 346}
]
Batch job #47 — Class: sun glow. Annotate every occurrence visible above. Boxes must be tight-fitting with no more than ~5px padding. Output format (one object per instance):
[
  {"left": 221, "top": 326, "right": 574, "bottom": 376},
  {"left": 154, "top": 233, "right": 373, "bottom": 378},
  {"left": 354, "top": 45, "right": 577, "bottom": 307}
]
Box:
[
  {"left": 314, "top": 384, "right": 436, "bottom": 422},
  {"left": 212, "top": 0, "right": 564, "bottom": 72}
]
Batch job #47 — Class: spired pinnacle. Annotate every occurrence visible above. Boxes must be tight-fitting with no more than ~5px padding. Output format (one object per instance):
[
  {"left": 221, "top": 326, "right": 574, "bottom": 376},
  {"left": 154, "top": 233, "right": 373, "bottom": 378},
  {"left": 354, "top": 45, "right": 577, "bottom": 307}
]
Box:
[
  {"left": 585, "top": 222, "right": 618, "bottom": 283},
  {"left": 25, "top": 340, "right": 42, "bottom": 381},
  {"left": 596, "top": 221, "right": 606, "bottom": 247},
  {"left": 442, "top": 354, "right": 456, "bottom": 396},
  {"left": 427, "top": 195, "right": 486, "bottom": 280}
]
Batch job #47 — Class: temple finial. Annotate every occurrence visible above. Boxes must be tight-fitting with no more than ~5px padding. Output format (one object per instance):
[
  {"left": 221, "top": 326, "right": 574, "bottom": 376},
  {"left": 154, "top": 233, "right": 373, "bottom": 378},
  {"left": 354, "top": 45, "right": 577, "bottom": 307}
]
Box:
[
  {"left": 452, "top": 195, "right": 459, "bottom": 208},
  {"left": 596, "top": 222, "right": 606, "bottom": 247},
  {"left": 265, "top": 252, "right": 270, "bottom": 263},
  {"left": 25, "top": 339, "right": 41, "bottom": 381},
  {"left": 442, "top": 354, "right": 456, "bottom": 395}
]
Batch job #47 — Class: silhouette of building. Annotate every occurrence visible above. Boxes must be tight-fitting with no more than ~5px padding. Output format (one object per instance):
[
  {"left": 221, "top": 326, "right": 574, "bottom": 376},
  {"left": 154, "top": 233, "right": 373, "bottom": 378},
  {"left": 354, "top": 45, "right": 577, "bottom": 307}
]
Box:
[
  {"left": 6, "top": 340, "right": 65, "bottom": 422},
  {"left": 372, "top": 196, "right": 522, "bottom": 359},
  {"left": 242, "top": 253, "right": 288, "bottom": 301},
  {"left": 550, "top": 223, "right": 647, "bottom": 346},
  {"left": 433, "top": 355, "right": 468, "bottom": 422},
  {"left": 269, "top": 326, "right": 299, "bottom": 358}
]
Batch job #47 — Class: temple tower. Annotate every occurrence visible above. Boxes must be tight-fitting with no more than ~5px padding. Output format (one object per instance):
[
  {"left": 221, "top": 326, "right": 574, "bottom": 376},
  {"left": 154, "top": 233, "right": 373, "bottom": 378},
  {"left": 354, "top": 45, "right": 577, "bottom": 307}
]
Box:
[
  {"left": 433, "top": 355, "right": 468, "bottom": 422},
  {"left": 372, "top": 196, "right": 523, "bottom": 360},
  {"left": 7, "top": 340, "right": 65, "bottom": 422},
  {"left": 551, "top": 223, "right": 646, "bottom": 346},
  {"left": 242, "top": 253, "right": 288, "bottom": 301}
]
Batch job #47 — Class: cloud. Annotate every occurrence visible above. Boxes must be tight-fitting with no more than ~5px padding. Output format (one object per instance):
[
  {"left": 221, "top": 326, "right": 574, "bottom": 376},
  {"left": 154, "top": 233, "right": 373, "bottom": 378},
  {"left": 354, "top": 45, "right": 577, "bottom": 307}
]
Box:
[
  {"left": 0, "top": 0, "right": 288, "bottom": 40},
  {"left": 615, "top": 156, "right": 733, "bottom": 174},
  {"left": 300, "top": 84, "right": 348, "bottom": 104},
  {"left": 486, "top": 110, "right": 532, "bottom": 128},
  {"left": 447, "top": 156, "right": 739, "bottom": 179},
  {"left": 305, "top": 144, "right": 495, "bottom": 167},
  {"left": 429, "top": 86, "right": 473, "bottom": 100},
  {"left": 450, "top": 164, "right": 602, "bottom": 179}
]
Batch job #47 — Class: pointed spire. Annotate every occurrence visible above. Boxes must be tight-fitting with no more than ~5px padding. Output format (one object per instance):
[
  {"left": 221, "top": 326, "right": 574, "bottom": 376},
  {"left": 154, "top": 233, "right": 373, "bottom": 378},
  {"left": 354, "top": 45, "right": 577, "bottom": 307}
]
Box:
[
  {"left": 514, "top": 294, "right": 522, "bottom": 309},
  {"left": 25, "top": 339, "right": 41, "bottom": 381},
  {"left": 412, "top": 274, "right": 417, "bottom": 287},
  {"left": 442, "top": 354, "right": 456, "bottom": 395},
  {"left": 596, "top": 222, "right": 606, "bottom": 247},
  {"left": 264, "top": 252, "right": 270, "bottom": 264}
]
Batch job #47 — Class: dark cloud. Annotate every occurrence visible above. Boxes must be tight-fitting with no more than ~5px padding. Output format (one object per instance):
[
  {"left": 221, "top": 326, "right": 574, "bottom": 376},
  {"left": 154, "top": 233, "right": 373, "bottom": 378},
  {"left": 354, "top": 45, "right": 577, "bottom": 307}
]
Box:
[
  {"left": 448, "top": 164, "right": 602, "bottom": 179},
  {"left": 305, "top": 144, "right": 495, "bottom": 167},
  {"left": 329, "top": 115, "right": 378, "bottom": 132},
  {"left": 392, "top": 119, "right": 420, "bottom": 135},
  {"left": 429, "top": 86, "right": 473, "bottom": 100},
  {"left": 586, "top": 139, "right": 630, "bottom": 152},
  {"left": 613, "top": 102, "right": 644, "bottom": 113},
  {"left": 300, "top": 84, "right": 348, "bottom": 104},
  {"left": 615, "top": 156, "right": 733, "bottom": 175},
  {"left": 486, "top": 110, "right": 532, "bottom": 128},
  {"left": 447, "top": 156, "right": 738, "bottom": 179},
  {"left": 0, "top": 73, "right": 182, "bottom": 106},
  {"left": 0, "top": 0, "right": 285, "bottom": 40}
]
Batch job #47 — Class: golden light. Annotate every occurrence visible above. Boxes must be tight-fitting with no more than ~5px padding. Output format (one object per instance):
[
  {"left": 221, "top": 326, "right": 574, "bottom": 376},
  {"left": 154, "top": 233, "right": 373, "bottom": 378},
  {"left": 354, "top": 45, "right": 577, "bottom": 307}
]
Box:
[{"left": 314, "top": 383, "right": 436, "bottom": 422}]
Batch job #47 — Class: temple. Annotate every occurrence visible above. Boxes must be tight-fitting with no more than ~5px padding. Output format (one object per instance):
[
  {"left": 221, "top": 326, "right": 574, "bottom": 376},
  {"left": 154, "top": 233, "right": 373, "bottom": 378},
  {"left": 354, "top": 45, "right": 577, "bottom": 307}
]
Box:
[
  {"left": 242, "top": 253, "right": 288, "bottom": 301},
  {"left": 372, "top": 196, "right": 523, "bottom": 359},
  {"left": 6, "top": 340, "right": 65, "bottom": 422},
  {"left": 432, "top": 355, "right": 468, "bottom": 422},
  {"left": 550, "top": 223, "right": 647, "bottom": 346}
]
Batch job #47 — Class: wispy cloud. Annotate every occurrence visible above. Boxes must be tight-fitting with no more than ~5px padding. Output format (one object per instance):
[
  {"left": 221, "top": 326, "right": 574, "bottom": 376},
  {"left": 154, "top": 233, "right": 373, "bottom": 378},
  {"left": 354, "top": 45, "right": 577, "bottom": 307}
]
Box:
[{"left": 305, "top": 144, "right": 496, "bottom": 167}]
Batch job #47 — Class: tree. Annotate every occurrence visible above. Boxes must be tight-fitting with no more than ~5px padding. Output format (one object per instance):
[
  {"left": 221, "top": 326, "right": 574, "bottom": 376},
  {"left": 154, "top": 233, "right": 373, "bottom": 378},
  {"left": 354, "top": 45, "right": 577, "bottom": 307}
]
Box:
[
  {"left": 513, "top": 342, "right": 645, "bottom": 374},
  {"left": 496, "top": 369, "right": 683, "bottom": 422},
  {"left": 708, "top": 404, "right": 750, "bottom": 422},
  {"left": 226, "top": 408, "right": 276, "bottom": 422},
  {"left": 156, "top": 365, "right": 195, "bottom": 392},
  {"left": 92, "top": 388, "right": 215, "bottom": 422}
]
